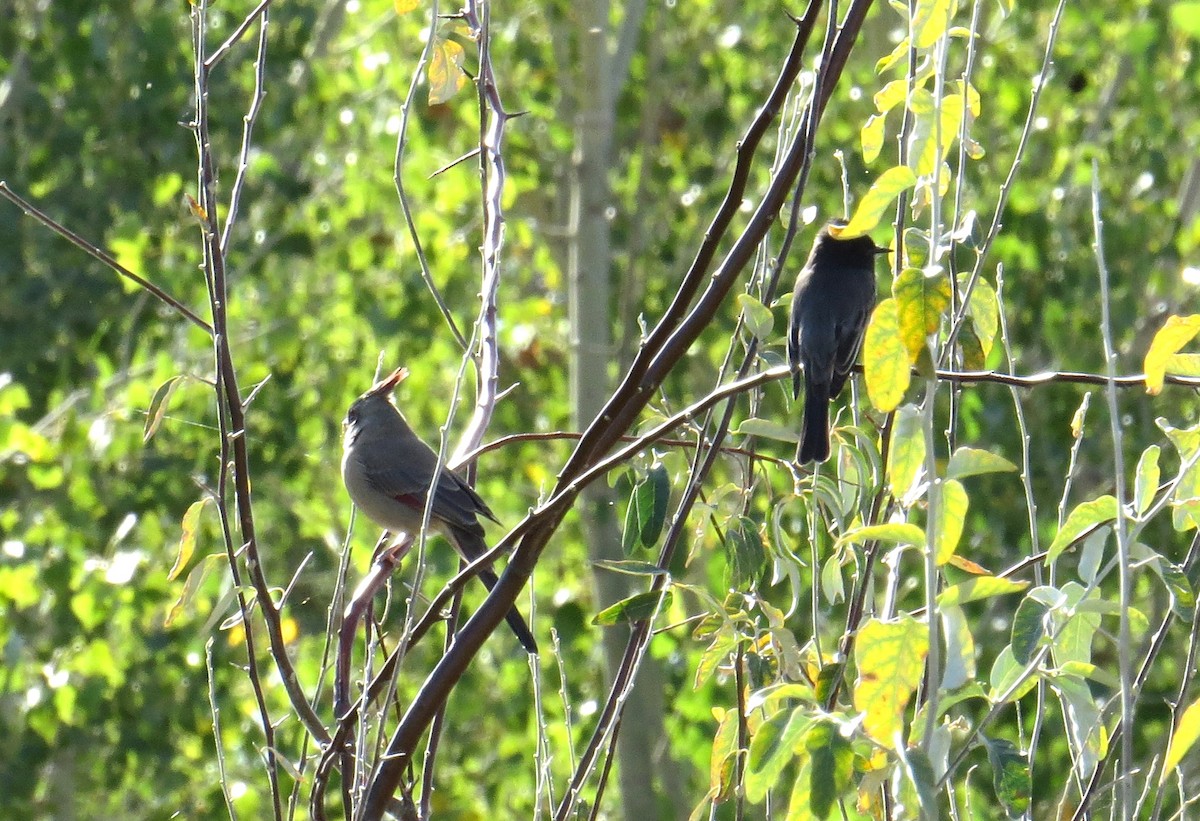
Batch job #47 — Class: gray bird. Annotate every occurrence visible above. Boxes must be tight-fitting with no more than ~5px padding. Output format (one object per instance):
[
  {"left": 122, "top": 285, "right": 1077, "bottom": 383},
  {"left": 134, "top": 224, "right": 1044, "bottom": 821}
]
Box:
[
  {"left": 787, "top": 222, "right": 887, "bottom": 463},
  {"left": 341, "top": 367, "right": 537, "bottom": 654}
]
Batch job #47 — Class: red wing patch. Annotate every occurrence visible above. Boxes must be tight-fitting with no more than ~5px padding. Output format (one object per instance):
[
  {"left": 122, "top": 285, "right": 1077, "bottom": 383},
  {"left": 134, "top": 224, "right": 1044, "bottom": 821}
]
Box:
[{"left": 392, "top": 493, "right": 425, "bottom": 510}]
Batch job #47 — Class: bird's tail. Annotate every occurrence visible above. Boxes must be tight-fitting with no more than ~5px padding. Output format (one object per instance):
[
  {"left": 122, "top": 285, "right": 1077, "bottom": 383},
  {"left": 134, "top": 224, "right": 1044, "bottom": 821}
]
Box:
[
  {"left": 451, "top": 527, "right": 539, "bottom": 655},
  {"left": 798, "top": 375, "right": 831, "bottom": 464}
]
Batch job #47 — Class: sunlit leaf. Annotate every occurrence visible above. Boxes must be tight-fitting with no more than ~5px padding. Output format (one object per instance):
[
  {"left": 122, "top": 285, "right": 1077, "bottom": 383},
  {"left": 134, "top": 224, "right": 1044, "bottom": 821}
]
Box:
[
  {"left": 938, "top": 574, "right": 1028, "bottom": 606},
  {"left": 864, "top": 298, "right": 910, "bottom": 412},
  {"left": 841, "top": 166, "right": 918, "bottom": 238},
  {"left": 165, "top": 553, "right": 222, "bottom": 628},
  {"left": 1046, "top": 496, "right": 1118, "bottom": 563},
  {"left": 1144, "top": 314, "right": 1200, "bottom": 395},
  {"left": 737, "top": 293, "right": 774, "bottom": 340},
  {"left": 964, "top": 275, "right": 1000, "bottom": 357},
  {"left": 946, "top": 446, "right": 1017, "bottom": 479},
  {"left": 913, "top": 0, "right": 955, "bottom": 48},
  {"left": 853, "top": 616, "right": 929, "bottom": 747},
  {"left": 1163, "top": 697, "right": 1200, "bottom": 780},
  {"left": 839, "top": 522, "right": 925, "bottom": 549},
  {"left": 143, "top": 375, "right": 185, "bottom": 443},
  {"left": 169, "top": 498, "right": 209, "bottom": 581},
  {"left": 428, "top": 25, "right": 470, "bottom": 105},
  {"left": 893, "top": 267, "right": 951, "bottom": 361},
  {"left": 935, "top": 479, "right": 968, "bottom": 563},
  {"left": 861, "top": 113, "right": 888, "bottom": 164},
  {"left": 1134, "top": 445, "right": 1161, "bottom": 515}
]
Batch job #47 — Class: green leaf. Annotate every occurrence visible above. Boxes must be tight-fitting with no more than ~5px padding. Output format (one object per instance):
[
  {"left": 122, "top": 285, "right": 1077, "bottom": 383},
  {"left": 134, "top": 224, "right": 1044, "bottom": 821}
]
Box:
[
  {"left": 988, "top": 645, "right": 1039, "bottom": 702},
  {"left": 621, "top": 478, "right": 640, "bottom": 556},
  {"left": 746, "top": 708, "right": 814, "bottom": 803},
  {"left": 1046, "top": 496, "right": 1118, "bottom": 563},
  {"left": 940, "top": 604, "right": 976, "bottom": 689},
  {"left": 592, "top": 560, "right": 668, "bottom": 577},
  {"left": 946, "top": 446, "right": 1017, "bottom": 479},
  {"left": 984, "top": 736, "right": 1031, "bottom": 816},
  {"left": 1010, "top": 593, "right": 1049, "bottom": 664},
  {"left": 737, "top": 293, "right": 774, "bottom": 341},
  {"left": 725, "top": 516, "right": 766, "bottom": 588},
  {"left": 887, "top": 404, "right": 925, "bottom": 503},
  {"left": 806, "top": 721, "right": 853, "bottom": 819},
  {"left": 1160, "top": 419, "right": 1200, "bottom": 531},
  {"left": 1134, "top": 445, "right": 1161, "bottom": 515},
  {"left": 736, "top": 416, "right": 801, "bottom": 444},
  {"left": 592, "top": 590, "right": 671, "bottom": 626},
  {"left": 143, "top": 374, "right": 185, "bottom": 444},
  {"left": 637, "top": 461, "right": 670, "bottom": 547},
  {"left": 899, "top": 745, "right": 939, "bottom": 819}
]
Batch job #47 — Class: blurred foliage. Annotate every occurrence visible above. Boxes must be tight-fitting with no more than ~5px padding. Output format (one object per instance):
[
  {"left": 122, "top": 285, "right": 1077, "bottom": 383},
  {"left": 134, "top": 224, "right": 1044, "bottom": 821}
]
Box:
[{"left": 1, "top": 0, "right": 1198, "bottom": 818}]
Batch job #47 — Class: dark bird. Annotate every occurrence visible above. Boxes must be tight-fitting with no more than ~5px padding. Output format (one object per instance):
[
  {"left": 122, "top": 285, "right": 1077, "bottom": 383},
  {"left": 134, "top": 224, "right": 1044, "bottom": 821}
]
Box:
[
  {"left": 341, "top": 367, "right": 538, "bottom": 654},
  {"left": 787, "top": 222, "right": 887, "bottom": 464}
]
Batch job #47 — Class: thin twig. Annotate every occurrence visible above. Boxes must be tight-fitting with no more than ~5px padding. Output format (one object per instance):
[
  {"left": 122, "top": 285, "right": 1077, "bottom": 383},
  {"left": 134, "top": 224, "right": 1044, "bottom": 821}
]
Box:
[
  {"left": 0, "top": 181, "right": 212, "bottom": 334},
  {"left": 1090, "top": 156, "right": 1134, "bottom": 820}
]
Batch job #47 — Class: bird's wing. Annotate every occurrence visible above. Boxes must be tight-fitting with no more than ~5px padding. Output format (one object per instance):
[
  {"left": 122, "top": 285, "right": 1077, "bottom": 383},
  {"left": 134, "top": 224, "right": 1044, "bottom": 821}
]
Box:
[
  {"left": 829, "top": 306, "right": 870, "bottom": 398},
  {"left": 364, "top": 456, "right": 497, "bottom": 531}
]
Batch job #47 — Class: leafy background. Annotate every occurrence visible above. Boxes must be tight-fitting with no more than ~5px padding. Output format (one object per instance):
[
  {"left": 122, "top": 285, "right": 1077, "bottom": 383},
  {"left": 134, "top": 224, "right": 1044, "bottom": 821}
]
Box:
[{"left": 1, "top": 0, "right": 1199, "bottom": 818}]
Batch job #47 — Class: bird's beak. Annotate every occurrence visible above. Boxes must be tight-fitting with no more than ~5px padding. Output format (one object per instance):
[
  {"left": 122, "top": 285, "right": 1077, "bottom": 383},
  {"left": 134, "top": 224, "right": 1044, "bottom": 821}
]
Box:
[{"left": 367, "top": 366, "right": 409, "bottom": 398}]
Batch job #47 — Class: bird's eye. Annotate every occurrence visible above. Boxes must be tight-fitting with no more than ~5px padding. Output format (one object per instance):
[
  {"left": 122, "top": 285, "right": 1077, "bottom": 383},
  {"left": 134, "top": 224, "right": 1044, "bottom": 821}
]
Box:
[{"left": 344, "top": 408, "right": 358, "bottom": 427}]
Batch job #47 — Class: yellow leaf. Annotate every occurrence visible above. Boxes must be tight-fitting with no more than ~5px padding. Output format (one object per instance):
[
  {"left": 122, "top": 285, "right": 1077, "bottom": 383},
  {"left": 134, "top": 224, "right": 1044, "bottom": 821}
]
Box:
[
  {"left": 428, "top": 27, "right": 469, "bottom": 106},
  {"left": 913, "top": 0, "right": 955, "bottom": 49},
  {"left": 963, "top": 276, "right": 999, "bottom": 357},
  {"left": 1144, "top": 315, "right": 1200, "bottom": 395},
  {"left": 841, "top": 166, "right": 918, "bottom": 238},
  {"left": 1162, "top": 696, "right": 1200, "bottom": 780},
  {"left": 864, "top": 298, "right": 911, "bottom": 412},
  {"left": 935, "top": 479, "right": 968, "bottom": 564},
  {"left": 394, "top": 0, "right": 419, "bottom": 12},
  {"left": 839, "top": 522, "right": 926, "bottom": 549},
  {"left": 861, "top": 113, "right": 887, "bottom": 165},
  {"left": 164, "top": 553, "right": 221, "bottom": 628},
  {"left": 894, "top": 268, "right": 951, "bottom": 361},
  {"left": 873, "top": 79, "right": 910, "bottom": 113},
  {"left": 854, "top": 616, "right": 929, "bottom": 747},
  {"left": 169, "top": 499, "right": 209, "bottom": 581}
]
